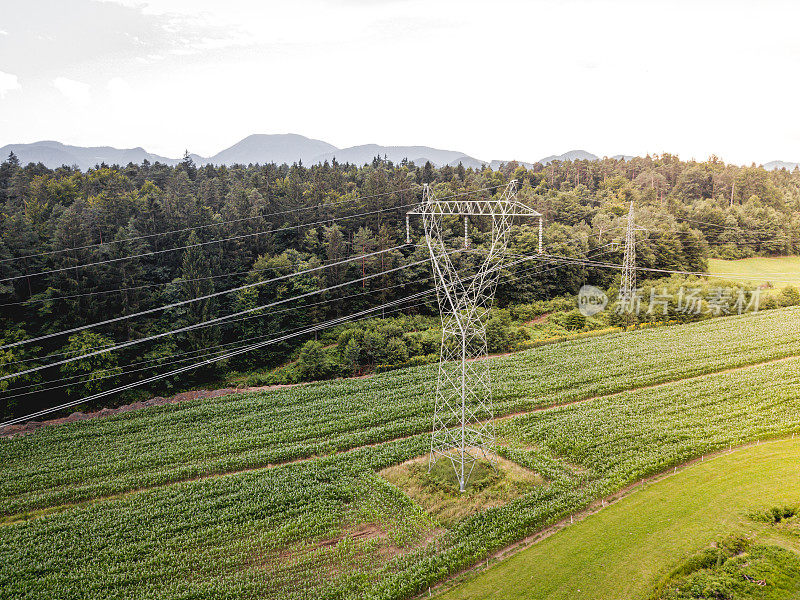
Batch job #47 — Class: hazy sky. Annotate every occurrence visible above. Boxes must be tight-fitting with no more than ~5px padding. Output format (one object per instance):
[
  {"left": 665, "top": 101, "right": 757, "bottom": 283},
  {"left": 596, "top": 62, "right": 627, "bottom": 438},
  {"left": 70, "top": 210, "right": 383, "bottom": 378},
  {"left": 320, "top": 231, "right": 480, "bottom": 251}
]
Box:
[{"left": 1, "top": 0, "right": 798, "bottom": 164}]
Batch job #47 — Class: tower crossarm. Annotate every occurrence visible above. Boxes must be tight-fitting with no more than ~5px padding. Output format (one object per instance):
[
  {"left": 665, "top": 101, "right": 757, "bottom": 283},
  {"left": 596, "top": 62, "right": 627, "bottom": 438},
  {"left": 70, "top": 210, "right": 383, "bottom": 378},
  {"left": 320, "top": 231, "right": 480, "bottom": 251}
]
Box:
[
  {"left": 405, "top": 180, "right": 544, "bottom": 253},
  {"left": 407, "top": 199, "right": 541, "bottom": 218}
]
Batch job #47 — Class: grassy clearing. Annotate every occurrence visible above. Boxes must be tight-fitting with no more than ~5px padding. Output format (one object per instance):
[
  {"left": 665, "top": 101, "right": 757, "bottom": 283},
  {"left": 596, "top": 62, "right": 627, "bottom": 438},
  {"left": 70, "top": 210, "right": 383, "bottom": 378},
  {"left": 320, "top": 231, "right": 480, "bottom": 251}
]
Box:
[
  {"left": 380, "top": 454, "right": 543, "bottom": 526},
  {"left": 709, "top": 256, "right": 800, "bottom": 289},
  {"left": 438, "top": 438, "right": 800, "bottom": 600}
]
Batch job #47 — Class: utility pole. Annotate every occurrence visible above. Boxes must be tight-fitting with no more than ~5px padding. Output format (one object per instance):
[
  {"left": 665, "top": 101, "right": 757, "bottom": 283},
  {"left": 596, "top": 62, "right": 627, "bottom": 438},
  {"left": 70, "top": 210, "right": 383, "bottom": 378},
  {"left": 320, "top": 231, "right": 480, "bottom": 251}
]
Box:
[{"left": 407, "top": 180, "right": 541, "bottom": 492}]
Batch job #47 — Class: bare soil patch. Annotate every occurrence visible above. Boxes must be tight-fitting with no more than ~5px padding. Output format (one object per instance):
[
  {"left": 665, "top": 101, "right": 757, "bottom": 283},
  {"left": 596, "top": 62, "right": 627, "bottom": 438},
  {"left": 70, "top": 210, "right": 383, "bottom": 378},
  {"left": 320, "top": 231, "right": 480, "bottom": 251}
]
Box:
[{"left": 525, "top": 312, "right": 551, "bottom": 325}]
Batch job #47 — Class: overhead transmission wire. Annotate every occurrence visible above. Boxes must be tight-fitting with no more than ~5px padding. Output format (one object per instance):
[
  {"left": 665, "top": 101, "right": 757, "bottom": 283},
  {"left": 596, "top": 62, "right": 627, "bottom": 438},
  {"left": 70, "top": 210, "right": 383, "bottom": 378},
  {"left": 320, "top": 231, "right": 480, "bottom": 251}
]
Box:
[
  {"left": 0, "top": 186, "right": 421, "bottom": 265},
  {"left": 0, "top": 290, "right": 433, "bottom": 403},
  {"left": 0, "top": 202, "right": 420, "bottom": 284},
  {"left": 1, "top": 183, "right": 509, "bottom": 349},
  {"left": 4, "top": 241, "right": 595, "bottom": 390},
  {"left": 0, "top": 287, "right": 441, "bottom": 427},
  {"left": 0, "top": 236, "right": 679, "bottom": 378},
  {"left": 0, "top": 242, "right": 420, "bottom": 363},
  {"left": 0, "top": 247, "right": 453, "bottom": 382},
  {"left": 0, "top": 249, "right": 514, "bottom": 424},
  {"left": 2, "top": 261, "right": 439, "bottom": 375},
  {"left": 0, "top": 239, "right": 621, "bottom": 422},
  {"left": 0, "top": 183, "right": 505, "bottom": 284},
  {"left": 510, "top": 251, "right": 800, "bottom": 285},
  {"left": 5, "top": 239, "right": 588, "bottom": 394},
  {"left": 579, "top": 196, "right": 782, "bottom": 239},
  {"left": 0, "top": 245, "right": 409, "bottom": 352}
]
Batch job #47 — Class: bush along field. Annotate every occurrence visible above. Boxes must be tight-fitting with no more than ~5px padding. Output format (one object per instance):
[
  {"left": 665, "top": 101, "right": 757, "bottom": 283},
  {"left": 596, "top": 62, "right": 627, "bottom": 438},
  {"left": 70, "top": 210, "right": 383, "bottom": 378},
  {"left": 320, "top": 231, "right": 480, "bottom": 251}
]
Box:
[
  {"left": 2, "top": 307, "right": 800, "bottom": 598},
  {"left": 234, "top": 274, "right": 800, "bottom": 389}
]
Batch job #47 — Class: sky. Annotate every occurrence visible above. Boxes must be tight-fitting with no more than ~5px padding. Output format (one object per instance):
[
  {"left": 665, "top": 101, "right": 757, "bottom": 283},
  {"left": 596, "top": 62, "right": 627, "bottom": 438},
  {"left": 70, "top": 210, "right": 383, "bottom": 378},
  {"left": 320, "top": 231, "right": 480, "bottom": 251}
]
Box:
[{"left": 0, "top": 0, "right": 799, "bottom": 165}]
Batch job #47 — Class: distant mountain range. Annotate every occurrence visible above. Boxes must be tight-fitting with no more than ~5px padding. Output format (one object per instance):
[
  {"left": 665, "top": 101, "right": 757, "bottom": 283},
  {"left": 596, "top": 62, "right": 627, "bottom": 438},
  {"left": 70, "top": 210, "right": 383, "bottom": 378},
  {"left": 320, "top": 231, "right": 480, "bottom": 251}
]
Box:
[
  {"left": 0, "top": 135, "right": 796, "bottom": 172},
  {"left": 763, "top": 160, "right": 800, "bottom": 171}
]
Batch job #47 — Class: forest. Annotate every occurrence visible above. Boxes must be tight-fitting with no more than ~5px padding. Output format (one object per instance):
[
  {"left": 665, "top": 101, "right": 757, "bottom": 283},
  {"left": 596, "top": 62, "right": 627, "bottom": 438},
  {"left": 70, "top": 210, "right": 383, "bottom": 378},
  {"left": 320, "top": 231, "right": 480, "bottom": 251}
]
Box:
[{"left": 1, "top": 151, "right": 800, "bottom": 420}]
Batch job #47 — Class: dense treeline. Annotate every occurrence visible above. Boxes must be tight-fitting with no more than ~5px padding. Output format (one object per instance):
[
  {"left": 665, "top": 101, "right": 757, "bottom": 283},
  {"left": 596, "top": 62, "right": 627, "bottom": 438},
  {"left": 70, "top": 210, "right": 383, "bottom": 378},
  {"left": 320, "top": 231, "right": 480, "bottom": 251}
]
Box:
[{"left": 1, "top": 151, "right": 799, "bottom": 419}]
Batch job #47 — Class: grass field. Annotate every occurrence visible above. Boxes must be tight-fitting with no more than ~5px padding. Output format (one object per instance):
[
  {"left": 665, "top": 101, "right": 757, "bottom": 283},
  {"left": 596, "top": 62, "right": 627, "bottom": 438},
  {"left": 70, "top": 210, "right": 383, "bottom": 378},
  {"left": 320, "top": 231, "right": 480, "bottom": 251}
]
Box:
[
  {"left": 2, "top": 307, "right": 800, "bottom": 598},
  {"left": 709, "top": 256, "right": 800, "bottom": 289},
  {"left": 438, "top": 437, "right": 800, "bottom": 600}
]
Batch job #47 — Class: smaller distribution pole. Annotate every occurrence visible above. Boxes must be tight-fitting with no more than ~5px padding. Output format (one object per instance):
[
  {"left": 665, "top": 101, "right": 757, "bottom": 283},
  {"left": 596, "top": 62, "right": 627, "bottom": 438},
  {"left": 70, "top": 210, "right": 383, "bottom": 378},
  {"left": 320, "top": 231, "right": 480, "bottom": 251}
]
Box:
[
  {"left": 538, "top": 216, "right": 543, "bottom": 254},
  {"left": 464, "top": 216, "right": 469, "bottom": 248}
]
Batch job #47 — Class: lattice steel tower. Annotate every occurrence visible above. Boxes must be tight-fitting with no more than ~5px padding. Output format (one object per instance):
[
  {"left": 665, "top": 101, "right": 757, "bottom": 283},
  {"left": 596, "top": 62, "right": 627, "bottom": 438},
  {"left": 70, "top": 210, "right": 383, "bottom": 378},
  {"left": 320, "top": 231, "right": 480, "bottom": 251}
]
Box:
[
  {"left": 407, "top": 180, "right": 542, "bottom": 492},
  {"left": 619, "top": 199, "right": 637, "bottom": 305}
]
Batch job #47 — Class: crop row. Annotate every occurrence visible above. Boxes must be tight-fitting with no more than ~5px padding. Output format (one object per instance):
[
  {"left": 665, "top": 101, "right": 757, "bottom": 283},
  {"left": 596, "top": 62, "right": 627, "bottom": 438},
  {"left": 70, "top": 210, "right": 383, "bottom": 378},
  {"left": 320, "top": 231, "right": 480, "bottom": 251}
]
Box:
[
  {"left": 3, "top": 352, "right": 800, "bottom": 598},
  {"left": 2, "top": 307, "right": 800, "bottom": 515}
]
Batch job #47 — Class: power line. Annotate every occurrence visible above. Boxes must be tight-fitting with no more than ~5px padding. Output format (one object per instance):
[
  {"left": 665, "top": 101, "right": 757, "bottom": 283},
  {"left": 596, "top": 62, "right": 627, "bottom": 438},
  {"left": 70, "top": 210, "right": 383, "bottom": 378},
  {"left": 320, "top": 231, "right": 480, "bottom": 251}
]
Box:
[
  {"left": 4, "top": 243, "right": 585, "bottom": 387},
  {"left": 0, "top": 202, "right": 420, "bottom": 284},
  {"left": 0, "top": 244, "right": 611, "bottom": 420},
  {"left": 0, "top": 289, "right": 435, "bottom": 404},
  {"left": 0, "top": 245, "right": 408, "bottom": 352},
  {"left": 0, "top": 288, "right": 436, "bottom": 428},
  {"left": 0, "top": 249, "right": 449, "bottom": 382},
  {"left": 0, "top": 242, "right": 412, "bottom": 308},
  {"left": 513, "top": 252, "right": 800, "bottom": 285},
  {"left": 1, "top": 243, "right": 534, "bottom": 425},
  {"left": 2, "top": 264, "right": 438, "bottom": 371},
  {"left": 0, "top": 183, "right": 506, "bottom": 284},
  {"left": 0, "top": 186, "right": 422, "bottom": 265},
  {"left": 5, "top": 243, "right": 582, "bottom": 395}
]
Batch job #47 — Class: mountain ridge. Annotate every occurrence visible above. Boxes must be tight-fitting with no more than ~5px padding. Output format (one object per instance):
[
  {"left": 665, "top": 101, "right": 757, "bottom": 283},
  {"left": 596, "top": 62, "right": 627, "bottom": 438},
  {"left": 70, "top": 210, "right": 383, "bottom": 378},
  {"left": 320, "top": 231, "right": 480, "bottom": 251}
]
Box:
[{"left": 1, "top": 135, "right": 796, "bottom": 172}]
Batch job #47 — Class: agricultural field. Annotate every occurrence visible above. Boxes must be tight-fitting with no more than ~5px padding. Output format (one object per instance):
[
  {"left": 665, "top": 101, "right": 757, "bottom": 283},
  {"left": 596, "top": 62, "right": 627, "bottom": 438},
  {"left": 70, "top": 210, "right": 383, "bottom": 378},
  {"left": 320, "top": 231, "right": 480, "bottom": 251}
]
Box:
[
  {"left": 2, "top": 307, "right": 800, "bottom": 598},
  {"left": 439, "top": 437, "right": 800, "bottom": 600},
  {"left": 4, "top": 307, "right": 800, "bottom": 517},
  {"left": 708, "top": 256, "right": 800, "bottom": 290}
]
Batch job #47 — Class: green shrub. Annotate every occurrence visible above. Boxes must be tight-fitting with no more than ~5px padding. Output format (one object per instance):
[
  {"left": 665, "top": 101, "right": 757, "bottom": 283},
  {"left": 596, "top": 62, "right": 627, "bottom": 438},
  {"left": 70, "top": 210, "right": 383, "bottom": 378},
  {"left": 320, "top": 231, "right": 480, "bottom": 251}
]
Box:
[
  {"left": 385, "top": 337, "right": 409, "bottom": 364},
  {"left": 749, "top": 505, "right": 798, "bottom": 523},
  {"left": 761, "top": 294, "right": 778, "bottom": 310},
  {"left": 561, "top": 310, "right": 587, "bottom": 331},
  {"left": 778, "top": 285, "right": 800, "bottom": 307},
  {"left": 296, "top": 341, "right": 342, "bottom": 381}
]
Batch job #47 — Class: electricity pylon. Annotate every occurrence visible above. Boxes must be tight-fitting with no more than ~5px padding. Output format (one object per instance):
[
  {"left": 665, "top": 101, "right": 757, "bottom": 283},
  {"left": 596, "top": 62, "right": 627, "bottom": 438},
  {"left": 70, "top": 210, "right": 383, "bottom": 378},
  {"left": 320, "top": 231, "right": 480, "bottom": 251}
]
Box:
[
  {"left": 407, "top": 180, "right": 541, "bottom": 492},
  {"left": 619, "top": 199, "right": 637, "bottom": 305},
  {"left": 618, "top": 200, "right": 647, "bottom": 316}
]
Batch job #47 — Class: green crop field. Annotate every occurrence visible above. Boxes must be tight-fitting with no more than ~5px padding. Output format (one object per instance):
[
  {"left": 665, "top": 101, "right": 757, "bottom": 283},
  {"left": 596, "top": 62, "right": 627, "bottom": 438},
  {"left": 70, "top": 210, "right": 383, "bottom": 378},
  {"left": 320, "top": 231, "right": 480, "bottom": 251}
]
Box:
[
  {"left": 2, "top": 307, "right": 800, "bottom": 599},
  {"left": 439, "top": 437, "right": 800, "bottom": 600},
  {"left": 709, "top": 256, "right": 800, "bottom": 289}
]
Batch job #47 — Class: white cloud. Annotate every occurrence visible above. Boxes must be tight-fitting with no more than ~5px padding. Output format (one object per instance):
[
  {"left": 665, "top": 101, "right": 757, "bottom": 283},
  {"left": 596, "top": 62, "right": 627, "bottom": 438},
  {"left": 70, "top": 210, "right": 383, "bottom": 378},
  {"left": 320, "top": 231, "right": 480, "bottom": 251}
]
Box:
[
  {"left": 3, "top": 1, "right": 800, "bottom": 164},
  {"left": 107, "top": 76, "right": 131, "bottom": 100},
  {"left": 0, "top": 29, "right": 8, "bottom": 36},
  {"left": 0, "top": 71, "right": 21, "bottom": 99},
  {"left": 52, "top": 77, "right": 91, "bottom": 106}
]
